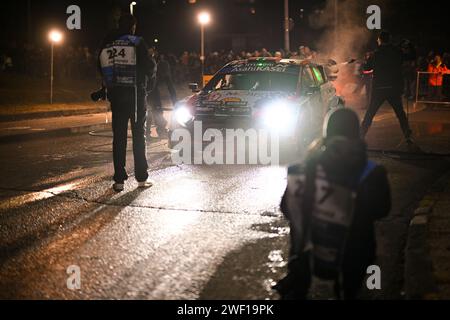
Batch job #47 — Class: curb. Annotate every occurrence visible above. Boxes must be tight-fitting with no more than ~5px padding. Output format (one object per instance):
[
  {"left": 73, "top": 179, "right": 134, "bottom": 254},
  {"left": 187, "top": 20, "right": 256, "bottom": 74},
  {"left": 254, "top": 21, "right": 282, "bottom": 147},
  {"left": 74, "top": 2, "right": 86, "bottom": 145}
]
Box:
[
  {"left": 0, "top": 101, "right": 175, "bottom": 123},
  {"left": 0, "top": 122, "right": 112, "bottom": 144},
  {"left": 404, "top": 171, "right": 449, "bottom": 299},
  {"left": 0, "top": 108, "right": 109, "bottom": 122}
]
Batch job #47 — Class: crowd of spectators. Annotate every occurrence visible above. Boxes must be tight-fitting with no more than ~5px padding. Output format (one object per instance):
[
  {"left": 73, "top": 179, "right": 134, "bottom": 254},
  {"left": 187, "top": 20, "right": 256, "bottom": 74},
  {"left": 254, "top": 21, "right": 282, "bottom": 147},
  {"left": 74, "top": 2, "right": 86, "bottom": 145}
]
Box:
[
  {"left": 1, "top": 42, "right": 449, "bottom": 100},
  {"left": 149, "top": 46, "right": 322, "bottom": 84},
  {"left": 0, "top": 43, "right": 96, "bottom": 80},
  {"left": 0, "top": 43, "right": 317, "bottom": 82},
  {"left": 345, "top": 43, "right": 450, "bottom": 104}
]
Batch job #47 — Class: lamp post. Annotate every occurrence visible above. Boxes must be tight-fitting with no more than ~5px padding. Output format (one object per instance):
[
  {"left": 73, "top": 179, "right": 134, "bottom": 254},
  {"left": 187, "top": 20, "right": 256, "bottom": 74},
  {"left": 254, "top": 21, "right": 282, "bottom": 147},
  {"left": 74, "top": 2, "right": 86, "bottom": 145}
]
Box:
[
  {"left": 198, "top": 11, "right": 210, "bottom": 85},
  {"left": 130, "top": 1, "right": 136, "bottom": 15},
  {"left": 48, "top": 30, "right": 62, "bottom": 105},
  {"left": 334, "top": 0, "right": 338, "bottom": 51},
  {"left": 284, "top": 0, "right": 290, "bottom": 53}
]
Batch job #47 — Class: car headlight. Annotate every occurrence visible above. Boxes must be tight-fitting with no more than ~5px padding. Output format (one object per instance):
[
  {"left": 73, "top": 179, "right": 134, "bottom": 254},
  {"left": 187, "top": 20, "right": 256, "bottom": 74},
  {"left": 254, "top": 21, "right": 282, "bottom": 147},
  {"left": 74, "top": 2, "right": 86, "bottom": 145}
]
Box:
[
  {"left": 174, "top": 105, "right": 193, "bottom": 126},
  {"left": 262, "top": 100, "right": 298, "bottom": 132}
]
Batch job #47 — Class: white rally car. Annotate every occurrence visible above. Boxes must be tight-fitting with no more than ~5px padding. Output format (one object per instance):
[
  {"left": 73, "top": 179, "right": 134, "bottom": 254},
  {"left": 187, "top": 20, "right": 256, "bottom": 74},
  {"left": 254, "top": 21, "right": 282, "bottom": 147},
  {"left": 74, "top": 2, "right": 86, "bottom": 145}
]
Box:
[{"left": 169, "top": 57, "right": 344, "bottom": 152}]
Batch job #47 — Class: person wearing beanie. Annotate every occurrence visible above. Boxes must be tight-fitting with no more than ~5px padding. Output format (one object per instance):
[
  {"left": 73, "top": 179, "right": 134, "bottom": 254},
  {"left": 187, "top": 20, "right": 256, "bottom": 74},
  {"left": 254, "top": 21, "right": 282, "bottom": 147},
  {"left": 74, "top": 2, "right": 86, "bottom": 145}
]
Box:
[{"left": 276, "top": 108, "right": 391, "bottom": 300}]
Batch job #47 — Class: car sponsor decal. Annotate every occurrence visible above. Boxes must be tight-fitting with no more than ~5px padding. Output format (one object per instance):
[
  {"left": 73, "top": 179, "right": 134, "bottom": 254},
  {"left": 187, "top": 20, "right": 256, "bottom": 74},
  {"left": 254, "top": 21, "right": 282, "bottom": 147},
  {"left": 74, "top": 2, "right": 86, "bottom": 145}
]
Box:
[
  {"left": 201, "top": 95, "right": 248, "bottom": 106},
  {"left": 222, "top": 97, "right": 248, "bottom": 106},
  {"left": 219, "top": 63, "right": 299, "bottom": 75},
  {"left": 200, "top": 90, "right": 298, "bottom": 107}
]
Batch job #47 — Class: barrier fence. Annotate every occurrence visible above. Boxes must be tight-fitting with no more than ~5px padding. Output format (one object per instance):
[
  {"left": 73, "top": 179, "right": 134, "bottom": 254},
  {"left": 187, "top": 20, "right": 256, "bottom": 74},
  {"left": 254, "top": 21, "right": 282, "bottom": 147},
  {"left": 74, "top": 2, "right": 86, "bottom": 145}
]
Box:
[{"left": 415, "top": 71, "right": 450, "bottom": 105}]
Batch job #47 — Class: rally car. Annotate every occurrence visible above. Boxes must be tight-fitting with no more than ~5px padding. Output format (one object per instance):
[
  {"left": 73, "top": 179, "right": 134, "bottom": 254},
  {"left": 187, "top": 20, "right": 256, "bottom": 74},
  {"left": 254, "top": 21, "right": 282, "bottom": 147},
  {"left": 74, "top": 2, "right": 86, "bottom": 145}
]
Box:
[{"left": 168, "top": 57, "right": 344, "bottom": 152}]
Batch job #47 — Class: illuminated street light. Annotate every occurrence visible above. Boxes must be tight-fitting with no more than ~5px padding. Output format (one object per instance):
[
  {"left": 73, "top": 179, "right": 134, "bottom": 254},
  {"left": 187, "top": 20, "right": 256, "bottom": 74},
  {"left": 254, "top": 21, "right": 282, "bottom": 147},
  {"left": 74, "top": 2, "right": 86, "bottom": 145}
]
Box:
[
  {"left": 197, "top": 11, "right": 211, "bottom": 86},
  {"left": 49, "top": 30, "right": 63, "bottom": 43},
  {"left": 198, "top": 12, "right": 211, "bottom": 25},
  {"left": 130, "top": 1, "right": 137, "bottom": 15},
  {"left": 48, "top": 29, "right": 63, "bottom": 104}
]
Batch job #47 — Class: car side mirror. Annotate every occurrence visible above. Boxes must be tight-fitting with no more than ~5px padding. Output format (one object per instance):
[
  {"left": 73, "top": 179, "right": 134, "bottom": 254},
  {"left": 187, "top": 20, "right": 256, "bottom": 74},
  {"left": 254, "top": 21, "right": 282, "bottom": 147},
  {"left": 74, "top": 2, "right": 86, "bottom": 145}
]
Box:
[{"left": 189, "top": 83, "right": 199, "bottom": 92}]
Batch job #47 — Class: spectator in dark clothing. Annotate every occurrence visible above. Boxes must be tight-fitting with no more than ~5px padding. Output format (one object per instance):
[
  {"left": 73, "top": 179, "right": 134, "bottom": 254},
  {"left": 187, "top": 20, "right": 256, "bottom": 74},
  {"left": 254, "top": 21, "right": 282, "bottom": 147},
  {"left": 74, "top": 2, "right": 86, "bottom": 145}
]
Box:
[
  {"left": 400, "top": 39, "right": 417, "bottom": 99},
  {"left": 157, "top": 53, "right": 177, "bottom": 105},
  {"left": 361, "top": 31, "right": 414, "bottom": 146},
  {"left": 167, "top": 53, "right": 179, "bottom": 82},
  {"left": 146, "top": 50, "right": 170, "bottom": 138},
  {"left": 276, "top": 108, "right": 391, "bottom": 300},
  {"left": 98, "top": 13, "right": 157, "bottom": 192}
]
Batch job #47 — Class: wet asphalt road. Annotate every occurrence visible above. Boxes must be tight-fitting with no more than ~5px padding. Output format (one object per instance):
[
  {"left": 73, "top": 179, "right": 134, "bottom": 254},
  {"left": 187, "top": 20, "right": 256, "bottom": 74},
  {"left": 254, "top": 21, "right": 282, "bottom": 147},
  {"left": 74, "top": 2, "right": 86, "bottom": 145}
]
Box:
[{"left": 0, "top": 106, "right": 449, "bottom": 299}]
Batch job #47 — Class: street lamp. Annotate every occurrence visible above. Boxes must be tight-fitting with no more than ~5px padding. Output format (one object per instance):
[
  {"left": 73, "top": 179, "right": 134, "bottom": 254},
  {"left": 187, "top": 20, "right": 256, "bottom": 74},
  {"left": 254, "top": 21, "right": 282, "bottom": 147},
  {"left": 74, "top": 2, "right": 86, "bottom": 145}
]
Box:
[
  {"left": 130, "top": 1, "right": 137, "bottom": 15},
  {"left": 284, "top": 0, "right": 290, "bottom": 53},
  {"left": 334, "top": 0, "right": 338, "bottom": 51},
  {"left": 198, "top": 11, "right": 210, "bottom": 85},
  {"left": 48, "top": 29, "right": 63, "bottom": 104}
]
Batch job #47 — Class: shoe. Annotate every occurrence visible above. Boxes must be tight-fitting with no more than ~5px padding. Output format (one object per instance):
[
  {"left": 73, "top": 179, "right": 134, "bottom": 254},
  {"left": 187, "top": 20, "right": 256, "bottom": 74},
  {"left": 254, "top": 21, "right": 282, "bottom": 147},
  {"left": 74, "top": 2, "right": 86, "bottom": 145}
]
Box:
[
  {"left": 113, "top": 183, "right": 124, "bottom": 192},
  {"left": 137, "top": 179, "right": 154, "bottom": 188},
  {"left": 406, "top": 138, "right": 423, "bottom": 153}
]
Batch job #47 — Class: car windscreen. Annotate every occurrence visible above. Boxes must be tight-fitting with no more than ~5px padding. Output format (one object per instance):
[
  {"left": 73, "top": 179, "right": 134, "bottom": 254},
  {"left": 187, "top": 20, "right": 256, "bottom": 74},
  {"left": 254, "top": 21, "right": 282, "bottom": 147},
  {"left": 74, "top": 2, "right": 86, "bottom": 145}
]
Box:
[{"left": 204, "top": 65, "right": 299, "bottom": 93}]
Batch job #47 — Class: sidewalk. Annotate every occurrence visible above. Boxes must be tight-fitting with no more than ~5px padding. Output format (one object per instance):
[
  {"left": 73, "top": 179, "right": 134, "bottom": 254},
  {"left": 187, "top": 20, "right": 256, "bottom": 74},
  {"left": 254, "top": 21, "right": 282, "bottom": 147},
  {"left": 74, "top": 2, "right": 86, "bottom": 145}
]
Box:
[
  {"left": 0, "top": 109, "right": 174, "bottom": 143},
  {"left": 405, "top": 170, "right": 450, "bottom": 299},
  {"left": 0, "top": 102, "right": 109, "bottom": 122},
  {"left": 427, "top": 172, "right": 450, "bottom": 299},
  {"left": 0, "top": 112, "right": 112, "bottom": 143},
  {"left": 0, "top": 80, "right": 184, "bottom": 142},
  {"left": 0, "top": 77, "right": 189, "bottom": 122}
]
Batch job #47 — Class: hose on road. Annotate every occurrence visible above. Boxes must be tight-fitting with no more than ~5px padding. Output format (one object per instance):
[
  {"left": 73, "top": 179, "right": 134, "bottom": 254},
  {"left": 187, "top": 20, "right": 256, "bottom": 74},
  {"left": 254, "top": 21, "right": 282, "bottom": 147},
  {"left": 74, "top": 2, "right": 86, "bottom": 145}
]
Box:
[
  {"left": 87, "top": 127, "right": 450, "bottom": 160},
  {"left": 368, "top": 148, "right": 450, "bottom": 160},
  {"left": 85, "top": 129, "right": 168, "bottom": 153}
]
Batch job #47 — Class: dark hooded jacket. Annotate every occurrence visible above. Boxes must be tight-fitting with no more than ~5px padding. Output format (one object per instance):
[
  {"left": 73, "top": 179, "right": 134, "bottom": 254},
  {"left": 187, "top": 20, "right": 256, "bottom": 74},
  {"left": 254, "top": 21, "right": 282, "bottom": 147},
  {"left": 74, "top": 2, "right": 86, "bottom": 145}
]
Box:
[
  {"left": 364, "top": 43, "right": 404, "bottom": 93},
  {"left": 278, "top": 135, "right": 391, "bottom": 299},
  {"left": 281, "top": 137, "right": 391, "bottom": 268},
  {"left": 321, "top": 137, "right": 390, "bottom": 268},
  {"left": 277, "top": 107, "right": 392, "bottom": 299}
]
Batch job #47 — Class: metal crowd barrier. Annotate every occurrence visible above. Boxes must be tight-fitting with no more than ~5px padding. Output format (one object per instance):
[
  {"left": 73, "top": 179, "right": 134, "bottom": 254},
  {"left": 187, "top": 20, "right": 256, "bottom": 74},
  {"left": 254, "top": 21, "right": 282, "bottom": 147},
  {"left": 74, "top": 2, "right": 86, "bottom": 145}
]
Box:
[{"left": 415, "top": 71, "right": 450, "bottom": 105}]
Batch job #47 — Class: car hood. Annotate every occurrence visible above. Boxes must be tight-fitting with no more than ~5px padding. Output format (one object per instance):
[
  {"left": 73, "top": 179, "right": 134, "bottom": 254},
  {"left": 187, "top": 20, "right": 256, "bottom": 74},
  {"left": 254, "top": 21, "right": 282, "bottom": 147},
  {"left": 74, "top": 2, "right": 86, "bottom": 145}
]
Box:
[{"left": 181, "top": 90, "right": 306, "bottom": 109}]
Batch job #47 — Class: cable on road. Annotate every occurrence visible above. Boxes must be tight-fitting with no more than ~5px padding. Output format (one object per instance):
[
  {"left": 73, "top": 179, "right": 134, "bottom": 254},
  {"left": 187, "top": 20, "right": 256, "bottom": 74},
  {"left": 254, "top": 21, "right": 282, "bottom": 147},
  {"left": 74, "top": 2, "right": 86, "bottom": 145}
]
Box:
[
  {"left": 85, "top": 129, "right": 168, "bottom": 153},
  {"left": 87, "top": 122, "right": 449, "bottom": 160},
  {"left": 368, "top": 148, "right": 450, "bottom": 160}
]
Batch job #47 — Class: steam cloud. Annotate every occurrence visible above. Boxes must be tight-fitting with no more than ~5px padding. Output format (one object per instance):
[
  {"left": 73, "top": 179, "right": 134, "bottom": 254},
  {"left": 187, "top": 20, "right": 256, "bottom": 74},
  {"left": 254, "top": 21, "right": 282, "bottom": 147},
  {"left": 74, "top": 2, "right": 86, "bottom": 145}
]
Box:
[
  {"left": 308, "top": 0, "right": 374, "bottom": 99},
  {"left": 309, "top": 0, "right": 371, "bottom": 62}
]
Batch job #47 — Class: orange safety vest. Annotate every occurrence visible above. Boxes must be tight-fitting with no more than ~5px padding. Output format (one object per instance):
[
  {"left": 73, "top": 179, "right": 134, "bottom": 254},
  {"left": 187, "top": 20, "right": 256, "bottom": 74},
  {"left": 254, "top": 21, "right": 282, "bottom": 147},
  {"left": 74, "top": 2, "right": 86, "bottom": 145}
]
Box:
[{"left": 428, "top": 64, "right": 450, "bottom": 87}]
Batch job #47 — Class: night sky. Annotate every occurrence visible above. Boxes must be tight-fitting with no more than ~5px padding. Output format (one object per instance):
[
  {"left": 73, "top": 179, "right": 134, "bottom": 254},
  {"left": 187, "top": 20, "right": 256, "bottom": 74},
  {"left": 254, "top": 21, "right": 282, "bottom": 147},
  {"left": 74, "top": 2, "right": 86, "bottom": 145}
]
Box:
[{"left": 1, "top": 0, "right": 449, "bottom": 54}]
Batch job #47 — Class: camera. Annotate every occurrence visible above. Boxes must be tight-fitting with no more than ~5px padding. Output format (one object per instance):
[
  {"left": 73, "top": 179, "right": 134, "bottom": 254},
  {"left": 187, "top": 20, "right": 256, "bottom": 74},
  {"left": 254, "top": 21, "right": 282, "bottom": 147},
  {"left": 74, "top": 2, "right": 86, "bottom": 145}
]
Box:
[{"left": 90, "top": 87, "right": 107, "bottom": 102}]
